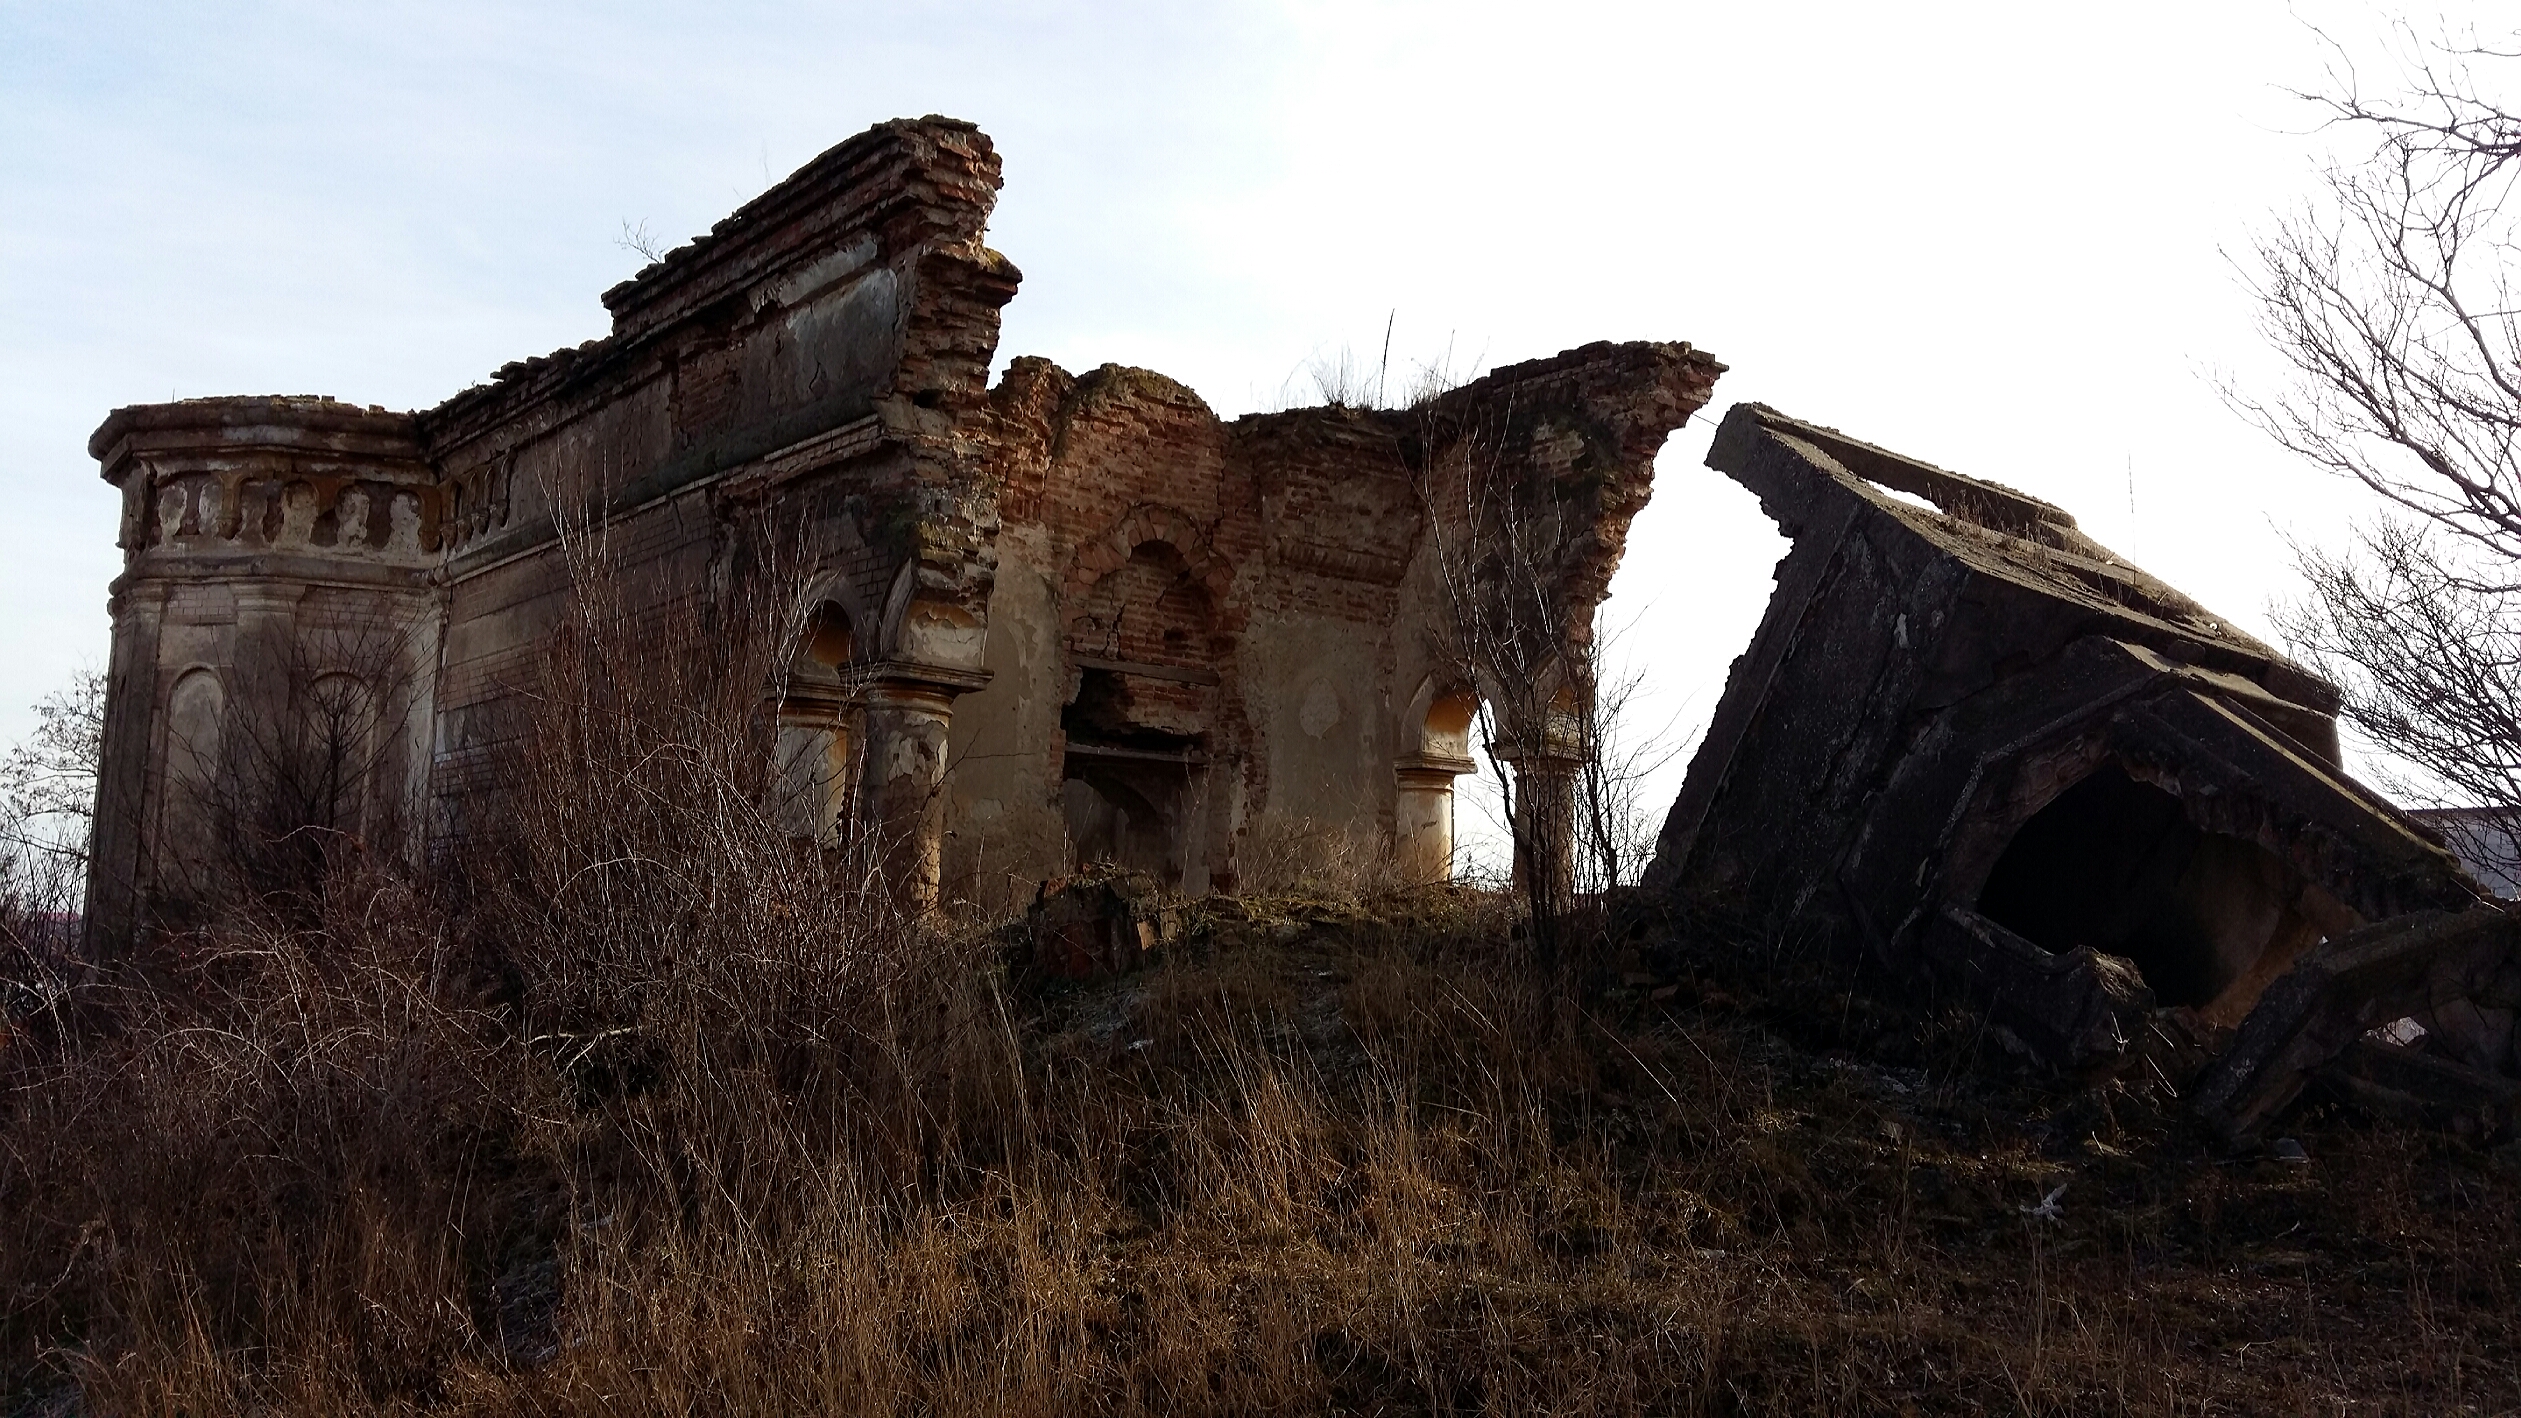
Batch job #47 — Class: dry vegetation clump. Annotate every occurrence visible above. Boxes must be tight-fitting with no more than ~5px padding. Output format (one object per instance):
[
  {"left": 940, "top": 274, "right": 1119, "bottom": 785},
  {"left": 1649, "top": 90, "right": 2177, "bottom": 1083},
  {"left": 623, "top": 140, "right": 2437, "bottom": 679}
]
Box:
[
  {"left": 1232, "top": 814, "right": 1421, "bottom": 903},
  {"left": 5, "top": 581, "right": 2520, "bottom": 1415}
]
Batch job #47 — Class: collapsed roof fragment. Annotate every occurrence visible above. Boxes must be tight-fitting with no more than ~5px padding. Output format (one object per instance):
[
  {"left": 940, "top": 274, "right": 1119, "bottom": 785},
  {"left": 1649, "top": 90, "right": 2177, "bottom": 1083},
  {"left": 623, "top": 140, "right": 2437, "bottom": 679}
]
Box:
[{"left": 1643, "top": 403, "right": 2521, "bottom": 1139}]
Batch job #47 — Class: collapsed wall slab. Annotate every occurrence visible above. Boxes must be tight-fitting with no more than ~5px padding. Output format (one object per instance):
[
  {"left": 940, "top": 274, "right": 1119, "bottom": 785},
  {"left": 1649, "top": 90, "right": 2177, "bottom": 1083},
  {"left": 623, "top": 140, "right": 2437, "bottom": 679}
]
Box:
[
  {"left": 2192, "top": 907, "right": 2521, "bottom": 1141},
  {"left": 1646, "top": 405, "right": 2518, "bottom": 1127}
]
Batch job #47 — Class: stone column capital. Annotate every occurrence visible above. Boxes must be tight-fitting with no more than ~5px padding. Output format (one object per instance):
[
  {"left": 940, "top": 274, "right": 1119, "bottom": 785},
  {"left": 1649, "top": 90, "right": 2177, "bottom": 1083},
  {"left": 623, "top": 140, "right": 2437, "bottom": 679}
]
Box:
[
  {"left": 858, "top": 659, "right": 992, "bottom": 714},
  {"left": 1395, "top": 751, "right": 1477, "bottom": 789},
  {"left": 1493, "top": 744, "right": 1582, "bottom": 775}
]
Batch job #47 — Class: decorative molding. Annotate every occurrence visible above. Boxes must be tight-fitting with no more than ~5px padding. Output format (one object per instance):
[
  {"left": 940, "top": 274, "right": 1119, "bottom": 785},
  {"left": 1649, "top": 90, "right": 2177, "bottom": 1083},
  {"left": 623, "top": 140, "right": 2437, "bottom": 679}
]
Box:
[{"left": 719, "top": 414, "right": 888, "bottom": 500}]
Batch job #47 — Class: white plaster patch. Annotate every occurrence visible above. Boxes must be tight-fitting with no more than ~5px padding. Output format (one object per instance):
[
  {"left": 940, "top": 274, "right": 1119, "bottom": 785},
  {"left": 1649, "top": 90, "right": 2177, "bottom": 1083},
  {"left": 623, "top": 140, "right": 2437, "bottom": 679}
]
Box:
[
  {"left": 388, "top": 492, "right": 424, "bottom": 556},
  {"left": 901, "top": 599, "right": 986, "bottom": 668},
  {"left": 279, "top": 483, "right": 316, "bottom": 545},
  {"left": 335, "top": 487, "right": 371, "bottom": 546},
  {"left": 1299, "top": 677, "right": 1342, "bottom": 738}
]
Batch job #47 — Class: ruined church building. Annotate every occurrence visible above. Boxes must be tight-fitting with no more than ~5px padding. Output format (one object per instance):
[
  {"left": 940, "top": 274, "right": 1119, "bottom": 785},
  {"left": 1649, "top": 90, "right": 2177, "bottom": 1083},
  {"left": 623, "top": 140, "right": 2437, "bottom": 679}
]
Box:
[
  {"left": 84, "top": 114, "right": 2521, "bottom": 1135},
  {"left": 84, "top": 117, "right": 1721, "bottom": 933}
]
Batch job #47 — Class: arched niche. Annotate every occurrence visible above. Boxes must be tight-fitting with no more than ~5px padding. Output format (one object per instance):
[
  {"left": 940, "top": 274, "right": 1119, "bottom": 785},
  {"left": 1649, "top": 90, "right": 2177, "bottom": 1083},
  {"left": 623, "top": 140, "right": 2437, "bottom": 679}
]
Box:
[
  {"left": 159, "top": 666, "right": 227, "bottom": 856},
  {"left": 1058, "top": 533, "right": 1221, "bottom": 892},
  {"left": 1424, "top": 691, "right": 1477, "bottom": 759},
  {"left": 1060, "top": 534, "right": 1222, "bottom": 750},
  {"left": 165, "top": 667, "right": 225, "bottom": 792},
  {"left": 300, "top": 669, "right": 378, "bottom": 832},
  {"left": 1395, "top": 684, "right": 1480, "bottom": 884},
  {"left": 800, "top": 599, "right": 856, "bottom": 675},
  {"left": 1066, "top": 538, "right": 1220, "bottom": 670},
  {"left": 776, "top": 598, "right": 861, "bottom": 845}
]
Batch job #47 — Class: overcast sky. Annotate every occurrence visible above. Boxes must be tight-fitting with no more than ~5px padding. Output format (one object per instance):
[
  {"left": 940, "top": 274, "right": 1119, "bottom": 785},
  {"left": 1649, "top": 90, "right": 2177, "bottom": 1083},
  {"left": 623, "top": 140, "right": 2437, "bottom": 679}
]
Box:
[{"left": 0, "top": 0, "right": 2439, "bottom": 856}]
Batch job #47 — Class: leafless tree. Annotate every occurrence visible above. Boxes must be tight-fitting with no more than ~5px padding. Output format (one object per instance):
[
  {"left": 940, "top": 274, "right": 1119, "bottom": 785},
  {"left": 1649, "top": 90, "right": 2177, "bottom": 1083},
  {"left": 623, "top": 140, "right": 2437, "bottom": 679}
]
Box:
[
  {"left": 2234, "top": 20, "right": 2521, "bottom": 881},
  {"left": 1569, "top": 611, "right": 1690, "bottom": 900},
  {"left": 0, "top": 671, "right": 104, "bottom": 914},
  {"left": 0, "top": 672, "right": 103, "bottom": 1021},
  {"left": 1418, "top": 395, "right": 1574, "bottom": 960},
  {"left": 1415, "top": 388, "right": 1680, "bottom": 968}
]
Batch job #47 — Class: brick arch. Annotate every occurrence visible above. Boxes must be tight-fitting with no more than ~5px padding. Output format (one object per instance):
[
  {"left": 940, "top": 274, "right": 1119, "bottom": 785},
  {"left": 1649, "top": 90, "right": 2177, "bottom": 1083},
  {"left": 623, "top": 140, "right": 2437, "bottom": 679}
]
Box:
[
  {"left": 1400, "top": 671, "right": 1482, "bottom": 759},
  {"left": 1060, "top": 503, "right": 1232, "bottom": 611},
  {"left": 796, "top": 567, "right": 880, "bottom": 662}
]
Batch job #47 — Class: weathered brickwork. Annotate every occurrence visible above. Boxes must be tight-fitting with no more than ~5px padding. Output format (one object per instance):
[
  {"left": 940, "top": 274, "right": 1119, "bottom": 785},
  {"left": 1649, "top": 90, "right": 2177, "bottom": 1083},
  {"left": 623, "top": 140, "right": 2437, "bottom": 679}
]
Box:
[{"left": 83, "top": 116, "right": 1720, "bottom": 932}]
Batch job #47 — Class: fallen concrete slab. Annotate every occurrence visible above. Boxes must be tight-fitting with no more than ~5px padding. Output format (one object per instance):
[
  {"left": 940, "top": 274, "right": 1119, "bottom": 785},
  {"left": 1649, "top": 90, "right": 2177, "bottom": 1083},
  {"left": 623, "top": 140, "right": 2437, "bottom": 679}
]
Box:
[
  {"left": 1647, "top": 404, "right": 2516, "bottom": 1134},
  {"left": 2192, "top": 906, "right": 2521, "bottom": 1142}
]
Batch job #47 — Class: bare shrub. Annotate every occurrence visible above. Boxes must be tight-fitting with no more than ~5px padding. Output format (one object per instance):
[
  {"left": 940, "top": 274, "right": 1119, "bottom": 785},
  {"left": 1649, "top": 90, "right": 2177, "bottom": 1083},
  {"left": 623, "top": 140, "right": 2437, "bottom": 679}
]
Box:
[
  {"left": 161, "top": 617, "right": 429, "bottom": 920},
  {"left": 7, "top": 870, "right": 520, "bottom": 1411},
  {"left": 0, "top": 671, "right": 103, "bottom": 921},
  {"left": 1, "top": 668, "right": 100, "bottom": 934},
  {"left": 1448, "top": 610, "right": 1683, "bottom": 902},
  {"left": 1570, "top": 608, "right": 1691, "bottom": 898},
  {"left": 0, "top": 671, "right": 102, "bottom": 1111}
]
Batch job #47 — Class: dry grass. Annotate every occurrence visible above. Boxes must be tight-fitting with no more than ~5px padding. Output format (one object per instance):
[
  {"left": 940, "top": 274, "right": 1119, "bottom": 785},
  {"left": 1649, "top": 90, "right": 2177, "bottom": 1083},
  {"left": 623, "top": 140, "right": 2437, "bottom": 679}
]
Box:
[
  {"left": 8, "top": 868, "right": 2519, "bottom": 1415},
  {"left": 5, "top": 566, "right": 2519, "bottom": 1414},
  {"left": 1233, "top": 815, "right": 1423, "bottom": 903}
]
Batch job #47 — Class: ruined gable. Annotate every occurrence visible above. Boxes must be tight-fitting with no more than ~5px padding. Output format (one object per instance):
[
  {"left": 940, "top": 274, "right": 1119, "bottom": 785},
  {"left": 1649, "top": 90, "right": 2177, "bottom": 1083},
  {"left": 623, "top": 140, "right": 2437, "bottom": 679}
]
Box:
[{"left": 943, "top": 342, "right": 1722, "bottom": 906}]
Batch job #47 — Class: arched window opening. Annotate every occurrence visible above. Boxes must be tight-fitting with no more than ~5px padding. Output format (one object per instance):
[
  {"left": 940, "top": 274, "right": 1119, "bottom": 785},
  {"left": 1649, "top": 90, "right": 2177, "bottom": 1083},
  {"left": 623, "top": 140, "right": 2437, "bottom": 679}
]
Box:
[
  {"left": 1397, "top": 690, "right": 1480, "bottom": 884},
  {"left": 798, "top": 600, "right": 855, "bottom": 675}
]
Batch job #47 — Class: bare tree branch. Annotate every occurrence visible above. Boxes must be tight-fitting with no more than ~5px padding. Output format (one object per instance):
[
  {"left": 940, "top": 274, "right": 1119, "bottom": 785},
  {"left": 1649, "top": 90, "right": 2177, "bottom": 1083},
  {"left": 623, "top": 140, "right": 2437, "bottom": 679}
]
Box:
[{"left": 2236, "top": 20, "right": 2521, "bottom": 887}]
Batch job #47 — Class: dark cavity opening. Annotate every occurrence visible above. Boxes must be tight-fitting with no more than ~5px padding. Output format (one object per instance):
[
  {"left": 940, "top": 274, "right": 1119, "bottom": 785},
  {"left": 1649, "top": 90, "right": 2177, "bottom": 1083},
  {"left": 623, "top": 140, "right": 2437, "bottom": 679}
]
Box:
[
  {"left": 1061, "top": 769, "right": 1181, "bottom": 884},
  {"left": 1976, "top": 763, "right": 2316, "bottom": 1009},
  {"left": 1059, "top": 668, "right": 1206, "bottom": 888},
  {"left": 1062, "top": 668, "right": 1199, "bottom": 753}
]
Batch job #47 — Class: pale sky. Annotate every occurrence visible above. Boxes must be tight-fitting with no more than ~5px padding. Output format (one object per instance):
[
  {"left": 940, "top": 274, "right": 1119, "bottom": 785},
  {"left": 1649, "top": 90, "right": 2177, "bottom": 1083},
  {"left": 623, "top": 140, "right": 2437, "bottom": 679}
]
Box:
[{"left": 0, "top": 0, "right": 2437, "bottom": 858}]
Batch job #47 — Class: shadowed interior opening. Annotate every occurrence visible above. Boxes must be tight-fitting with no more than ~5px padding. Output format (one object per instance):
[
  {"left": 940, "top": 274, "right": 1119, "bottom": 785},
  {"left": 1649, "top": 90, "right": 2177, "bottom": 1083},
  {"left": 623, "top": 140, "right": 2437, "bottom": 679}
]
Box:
[
  {"left": 1977, "top": 763, "right": 2326, "bottom": 1011},
  {"left": 1063, "top": 767, "right": 1184, "bottom": 885},
  {"left": 803, "top": 601, "right": 854, "bottom": 670}
]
